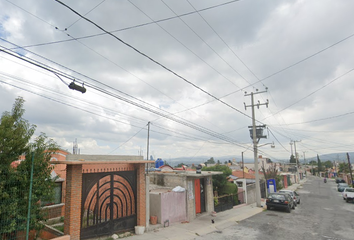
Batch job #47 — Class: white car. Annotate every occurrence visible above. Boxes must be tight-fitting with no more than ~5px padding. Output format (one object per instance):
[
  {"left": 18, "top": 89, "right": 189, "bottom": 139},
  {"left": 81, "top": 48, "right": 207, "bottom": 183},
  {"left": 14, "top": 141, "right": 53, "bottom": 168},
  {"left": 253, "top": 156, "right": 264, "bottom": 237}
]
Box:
[
  {"left": 342, "top": 188, "right": 354, "bottom": 201},
  {"left": 279, "top": 190, "right": 301, "bottom": 205}
]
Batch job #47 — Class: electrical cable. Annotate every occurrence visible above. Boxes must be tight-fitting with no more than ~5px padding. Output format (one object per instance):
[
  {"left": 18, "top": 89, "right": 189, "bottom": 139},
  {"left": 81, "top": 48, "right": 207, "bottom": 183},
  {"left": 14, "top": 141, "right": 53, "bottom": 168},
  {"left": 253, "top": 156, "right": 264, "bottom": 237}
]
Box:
[
  {"left": 274, "top": 110, "right": 354, "bottom": 126},
  {"left": 0, "top": 42, "right": 198, "bottom": 128},
  {"left": 0, "top": 46, "right": 249, "bottom": 148},
  {"left": 159, "top": 0, "right": 241, "bottom": 87},
  {"left": 54, "top": 73, "right": 69, "bottom": 86},
  {"left": 267, "top": 127, "right": 290, "bottom": 153},
  {"left": 185, "top": 0, "right": 254, "bottom": 87},
  {"left": 54, "top": 0, "right": 253, "bottom": 121},
  {"left": 1, "top": 3, "right": 238, "bottom": 138},
  {"left": 194, "top": 30, "right": 354, "bottom": 104},
  {"left": 0, "top": 70, "right": 149, "bottom": 126},
  {"left": 0, "top": 42, "right": 247, "bottom": 146},
  {"left": 5, "top": 0, "right": 57, "bottom": 28},
  {"left": 0, "top": 74, "right": 249, "bottom": 148},
  {"left": 108, "top": 125, "right": 146, "bottom": 154},
  {"left": 261, "top": 67, "right": 354, "bottom": 120},
  {"left": 10, "top": 0, "right": 353, "bottom": 135},
  {"left": 66, "top": 0, "right": 107, "bottom": 29},
  {"left": 12, "top": 0, "right": 242, "bottom": 50}
]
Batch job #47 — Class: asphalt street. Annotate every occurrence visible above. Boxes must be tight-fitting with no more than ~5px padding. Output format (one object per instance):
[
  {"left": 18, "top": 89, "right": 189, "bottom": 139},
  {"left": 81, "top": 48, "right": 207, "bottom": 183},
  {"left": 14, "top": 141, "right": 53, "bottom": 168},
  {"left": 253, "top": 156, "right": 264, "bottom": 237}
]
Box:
[{"left": 197, "top": 176, "right": 354, "bottom": 240}]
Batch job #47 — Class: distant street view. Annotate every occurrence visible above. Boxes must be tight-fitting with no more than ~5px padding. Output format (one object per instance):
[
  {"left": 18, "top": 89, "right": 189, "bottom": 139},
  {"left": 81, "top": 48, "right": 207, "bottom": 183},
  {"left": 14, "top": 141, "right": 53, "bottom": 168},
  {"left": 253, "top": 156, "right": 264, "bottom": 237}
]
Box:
[{"left": 198, "top": 175, "right": 354, "bottom": 240}]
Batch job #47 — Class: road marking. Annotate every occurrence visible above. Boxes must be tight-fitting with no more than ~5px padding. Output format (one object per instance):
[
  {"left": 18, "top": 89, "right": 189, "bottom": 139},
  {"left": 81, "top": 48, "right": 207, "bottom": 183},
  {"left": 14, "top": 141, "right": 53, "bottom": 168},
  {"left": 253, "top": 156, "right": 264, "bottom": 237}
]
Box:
[
  {"left": 322, "top": 235, "right": 344, "bottom": 240},
  {"left": 323, "top": 208, "right": 333, "bottom": 211}
]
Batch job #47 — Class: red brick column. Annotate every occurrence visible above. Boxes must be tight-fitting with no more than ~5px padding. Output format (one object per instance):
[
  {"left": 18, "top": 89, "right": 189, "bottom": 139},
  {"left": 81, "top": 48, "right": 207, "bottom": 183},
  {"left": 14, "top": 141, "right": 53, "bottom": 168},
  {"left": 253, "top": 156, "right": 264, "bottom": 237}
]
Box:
[
  {"left": 136, "top": 164, "right": 146, "bottom": 226},
  {"left": 64, "top": 164, "right": 82, "bottom": 240},
  {"left": 283, "top": 175, "right": 288, "bottom": 188}
]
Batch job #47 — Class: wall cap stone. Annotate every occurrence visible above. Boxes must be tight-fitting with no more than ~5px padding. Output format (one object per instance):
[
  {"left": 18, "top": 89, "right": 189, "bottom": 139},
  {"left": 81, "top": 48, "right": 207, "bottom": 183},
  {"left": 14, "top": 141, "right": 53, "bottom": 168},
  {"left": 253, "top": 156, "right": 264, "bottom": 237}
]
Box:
[{"left": 52, "top": 154, "right": 154, "bottom": 164}]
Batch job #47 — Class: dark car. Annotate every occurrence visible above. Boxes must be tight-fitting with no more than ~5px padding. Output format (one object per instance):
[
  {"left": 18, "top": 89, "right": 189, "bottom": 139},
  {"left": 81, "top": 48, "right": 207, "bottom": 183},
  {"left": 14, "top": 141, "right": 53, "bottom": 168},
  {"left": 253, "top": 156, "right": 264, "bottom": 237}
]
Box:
[
  {"left": 336, "top": 178, "right": 345, "bottom": 183},
  {"left": 337, "top": 183, "right": 349, "bottom": 192},
  {"left": 266, "top": 192, "right": 295, "bottom": 213}
]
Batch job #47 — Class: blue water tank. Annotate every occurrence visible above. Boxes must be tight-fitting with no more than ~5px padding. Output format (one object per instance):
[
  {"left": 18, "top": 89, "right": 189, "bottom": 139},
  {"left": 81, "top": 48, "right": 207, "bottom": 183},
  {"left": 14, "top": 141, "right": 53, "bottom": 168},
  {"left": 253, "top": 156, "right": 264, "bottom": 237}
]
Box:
[{"left": 155, "top": 158, "right": 164, "bottom": 168}]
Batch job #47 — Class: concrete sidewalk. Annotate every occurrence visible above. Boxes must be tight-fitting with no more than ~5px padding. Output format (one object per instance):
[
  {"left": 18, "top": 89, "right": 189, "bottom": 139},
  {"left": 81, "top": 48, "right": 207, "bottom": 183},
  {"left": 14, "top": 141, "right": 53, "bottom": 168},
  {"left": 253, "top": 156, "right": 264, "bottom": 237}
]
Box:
[
  {"left": 126, "top": 177, "right": 307, "bottom": 240},
  {"left": 127, "top": 203, "right": 264, "bottom": 240},
  {"left": 285, "top": 177, "right": 307, "bottom": 191}
]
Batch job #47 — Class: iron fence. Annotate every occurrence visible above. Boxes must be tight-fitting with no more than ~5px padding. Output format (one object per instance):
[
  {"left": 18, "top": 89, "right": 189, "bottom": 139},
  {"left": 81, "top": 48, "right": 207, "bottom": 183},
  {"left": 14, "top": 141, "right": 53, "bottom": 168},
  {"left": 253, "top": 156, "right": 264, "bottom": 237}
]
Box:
[{"left": 214, "top": 191, "right": 245, "bottom": 213}]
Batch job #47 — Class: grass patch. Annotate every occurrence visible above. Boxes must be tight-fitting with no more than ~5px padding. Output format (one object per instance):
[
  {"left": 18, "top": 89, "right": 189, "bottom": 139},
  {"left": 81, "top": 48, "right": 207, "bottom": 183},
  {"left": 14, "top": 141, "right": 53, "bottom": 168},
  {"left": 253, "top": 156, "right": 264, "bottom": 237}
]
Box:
[{"left": 53, "top": 225, "right": 64, "bottom": 233}]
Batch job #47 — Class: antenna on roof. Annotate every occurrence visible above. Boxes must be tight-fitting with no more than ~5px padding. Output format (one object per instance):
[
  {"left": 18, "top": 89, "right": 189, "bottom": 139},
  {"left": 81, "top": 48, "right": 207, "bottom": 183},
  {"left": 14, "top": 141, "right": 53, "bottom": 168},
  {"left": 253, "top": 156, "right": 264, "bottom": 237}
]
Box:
[{"left": 73, "top": 138, "right": 79, "bottom": 155}]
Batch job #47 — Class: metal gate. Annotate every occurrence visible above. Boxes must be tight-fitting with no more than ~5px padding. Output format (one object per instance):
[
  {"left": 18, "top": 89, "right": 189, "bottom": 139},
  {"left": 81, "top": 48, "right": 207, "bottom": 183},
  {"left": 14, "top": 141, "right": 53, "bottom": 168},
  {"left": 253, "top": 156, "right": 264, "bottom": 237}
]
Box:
[
  {"left": 260, "top": 179, "right": 266, "bottom": 198},
  {"left": 81, "top": 171, "right": 137, "bottom": 239}
]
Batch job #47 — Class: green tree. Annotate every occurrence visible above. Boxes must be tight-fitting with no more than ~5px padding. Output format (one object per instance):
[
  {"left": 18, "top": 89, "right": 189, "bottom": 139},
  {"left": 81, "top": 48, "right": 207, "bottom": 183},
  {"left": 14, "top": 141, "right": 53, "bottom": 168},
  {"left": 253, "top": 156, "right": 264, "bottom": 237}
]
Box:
[
  {"left": 217, "top": 160, "right": 221, "bottom": 165},
  {"left": 323, "top": 160, "right": 333, "bottom": 169},
  {"left": 175, "top": 163, "right": 185, "bottom": 167},
  {"left": 202, "top": 165, "right": 231, "bottom": 195},
  {"left": 0, "top": 97, "right": 58, "bottom": 238},
  {"left": 338, "top": 162, "right": 350, "bottom": 174},
  {"left": 317, "top": 154, "right": 323, "bottom": 174},
  {"left": 309, "top": 160, "right": 316, "bottom": 165},
  {"left": 205, "top": 157, "right": 215, "bottom": 165},
  {"left": 261, "top": 162, "right": 278, "bottom": 181},
  {"left": 289, "top": 155, "right": 296, "bottom": 164}
]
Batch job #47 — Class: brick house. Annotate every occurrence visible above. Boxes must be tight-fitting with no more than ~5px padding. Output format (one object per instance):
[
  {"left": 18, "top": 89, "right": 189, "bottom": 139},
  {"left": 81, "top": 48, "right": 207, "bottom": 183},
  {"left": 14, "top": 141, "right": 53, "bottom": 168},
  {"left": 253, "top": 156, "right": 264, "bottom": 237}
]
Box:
[{"left": 53, "top": 154, "right": 153, "bottom": 240}]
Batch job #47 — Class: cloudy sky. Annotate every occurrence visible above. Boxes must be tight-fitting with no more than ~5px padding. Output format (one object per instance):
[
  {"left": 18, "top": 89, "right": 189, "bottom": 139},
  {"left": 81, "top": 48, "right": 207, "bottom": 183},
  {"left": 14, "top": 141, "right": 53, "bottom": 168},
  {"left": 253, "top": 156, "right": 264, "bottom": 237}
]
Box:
[{"left": 1, "top": 0, "right": 354, "bottom": 163}]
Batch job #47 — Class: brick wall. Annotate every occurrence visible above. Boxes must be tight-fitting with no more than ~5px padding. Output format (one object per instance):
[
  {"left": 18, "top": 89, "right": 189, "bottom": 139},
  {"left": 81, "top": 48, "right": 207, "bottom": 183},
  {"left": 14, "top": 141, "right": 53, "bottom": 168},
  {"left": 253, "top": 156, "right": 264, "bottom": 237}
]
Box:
[
  {"left": 136, "top": 164, "right": 146, "bottom": 226},
  {"left": 64, "top": 165, "right": 82, "bottom": 240}
]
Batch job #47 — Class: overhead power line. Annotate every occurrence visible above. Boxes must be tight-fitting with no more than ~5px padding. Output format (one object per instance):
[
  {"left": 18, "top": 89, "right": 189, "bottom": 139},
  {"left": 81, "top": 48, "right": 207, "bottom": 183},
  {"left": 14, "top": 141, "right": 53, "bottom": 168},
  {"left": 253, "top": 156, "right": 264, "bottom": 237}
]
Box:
[
  {"left": 2, "top": 3, "right": 239, "bottom": 136},
  {"left": 159, "top": 0, "right": 241, "bottom": 87},
  {"left": 13, "top": 0, "right": 241, "bottom": 49},
  {"left": 0, "top": 73, "right": 248, "bottom": 148},
  {"left": 66, "top": 0, "right": 107, "bottom": 29},
  {"left": 2, "top": 68, "right": 240, "bottom": 146},
  {"left": 267, "top": 127, "right": 289, "bottom": 153},
  {"left": 262, "top": 67, "right": 354, "bottom": 121},
  {"left": 0, "top": 46, "right": 248, "bottom": 149},
  {"left": 277, "top": 110, "right": 354, "bottom": 126},
  {"left": 54, "top": 0, "right": 252, "bottom": 120}
]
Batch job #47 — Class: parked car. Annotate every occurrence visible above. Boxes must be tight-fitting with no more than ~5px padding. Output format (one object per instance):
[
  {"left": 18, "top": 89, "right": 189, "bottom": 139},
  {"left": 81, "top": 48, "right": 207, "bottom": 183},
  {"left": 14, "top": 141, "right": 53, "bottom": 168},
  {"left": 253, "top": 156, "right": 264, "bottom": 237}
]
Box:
[
  {"left": 279, "top": 189, "right": 300, "bottom": 205},
  {"left": 336, "top": 178, "right": 345, "bottom": 183},
  {"left": 266, "top": 192, "right": 295, "bottom": 213},
  {"left": 342, "top": 188, "right": 354, "bottom": 202},
  {"left": 337, "top": 183, "right": 349, "bottom": 192}
]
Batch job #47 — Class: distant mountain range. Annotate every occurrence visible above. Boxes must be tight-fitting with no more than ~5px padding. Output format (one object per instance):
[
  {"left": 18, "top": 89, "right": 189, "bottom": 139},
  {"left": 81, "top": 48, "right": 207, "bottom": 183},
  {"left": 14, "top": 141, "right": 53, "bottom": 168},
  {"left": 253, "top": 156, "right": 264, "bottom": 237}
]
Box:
[
  {"left": 157, "top": 152, "right": 354, "bottom": 167},
  {"left": 303, "top": 152, "right": 354, "bottom": 163},
  {"left": 159, "top": 155, "right": 254, "bottom": 167}
]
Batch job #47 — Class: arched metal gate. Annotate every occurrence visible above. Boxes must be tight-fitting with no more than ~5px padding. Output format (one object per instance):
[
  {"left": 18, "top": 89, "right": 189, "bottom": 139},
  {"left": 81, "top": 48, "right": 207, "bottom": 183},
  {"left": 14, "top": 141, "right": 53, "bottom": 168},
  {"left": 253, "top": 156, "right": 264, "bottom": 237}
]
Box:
[{"left": 81, "top": 171, "right": 137, "bottom": 239}]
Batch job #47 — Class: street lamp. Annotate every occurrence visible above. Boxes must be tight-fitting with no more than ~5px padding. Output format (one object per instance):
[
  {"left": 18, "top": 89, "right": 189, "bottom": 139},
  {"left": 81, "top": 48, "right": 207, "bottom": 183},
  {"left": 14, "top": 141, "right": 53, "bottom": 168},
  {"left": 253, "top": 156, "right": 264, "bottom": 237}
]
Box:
[
  {"left": 241, "top": 142, "right": 275, "bottom": 179},
  {"left": 258, "top": 142, "right": 275, "bottom": 148}
]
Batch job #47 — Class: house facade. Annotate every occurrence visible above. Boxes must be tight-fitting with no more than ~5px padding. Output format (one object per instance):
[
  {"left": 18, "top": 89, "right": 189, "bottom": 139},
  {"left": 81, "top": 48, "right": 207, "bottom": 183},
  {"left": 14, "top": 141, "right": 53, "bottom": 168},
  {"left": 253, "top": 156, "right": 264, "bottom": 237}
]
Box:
[{"left": 148, "top": 170, "right": 222, "bottom": 222}]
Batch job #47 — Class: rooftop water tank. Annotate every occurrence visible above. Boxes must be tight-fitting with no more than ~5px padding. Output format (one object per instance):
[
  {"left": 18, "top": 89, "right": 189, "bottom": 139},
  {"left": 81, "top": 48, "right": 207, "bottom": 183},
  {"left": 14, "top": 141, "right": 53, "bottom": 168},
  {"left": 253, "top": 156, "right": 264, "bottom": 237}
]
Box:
[{"left": 155, "top": 158, "right": 164, "bottom": 168}]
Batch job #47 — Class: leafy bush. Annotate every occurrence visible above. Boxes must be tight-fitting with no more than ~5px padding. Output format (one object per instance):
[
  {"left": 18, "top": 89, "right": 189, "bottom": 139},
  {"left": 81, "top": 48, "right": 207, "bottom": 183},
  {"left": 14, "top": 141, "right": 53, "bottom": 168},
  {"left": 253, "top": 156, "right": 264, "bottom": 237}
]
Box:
[
  {"left": 202, "top": 165, "right": 232, "bottom": 195},
  {"left": 275, "top": 175, "right": 283, "bottom": 190}
]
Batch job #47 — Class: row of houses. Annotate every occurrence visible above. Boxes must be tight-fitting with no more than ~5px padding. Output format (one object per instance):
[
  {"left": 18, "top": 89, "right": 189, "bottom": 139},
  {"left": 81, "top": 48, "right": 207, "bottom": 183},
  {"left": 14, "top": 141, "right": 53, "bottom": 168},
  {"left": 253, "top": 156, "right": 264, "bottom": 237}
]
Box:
[{"left": 15, "top": 150, "right": 307, "bottom": 240}]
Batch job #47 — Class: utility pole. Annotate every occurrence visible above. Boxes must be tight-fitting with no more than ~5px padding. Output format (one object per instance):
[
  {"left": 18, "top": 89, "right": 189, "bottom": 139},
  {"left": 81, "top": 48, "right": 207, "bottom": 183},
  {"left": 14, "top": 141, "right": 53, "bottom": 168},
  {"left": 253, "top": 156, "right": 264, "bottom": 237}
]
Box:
[
  {"left": 146, "top": 122, "right": 151, "bottom": 230},
  {"left": 290, "top": 142, "right": 293, "bottom": 156},
  {"left": 303, "top": 151, "right": 306, "bottom": 176},
  {"left": 292, "top": 140, "right": 301, "bottom": 183},
  {"left": 242, "top": 152, "right": 245, "bottom": 179},
  {"left": 347, "top": 153, "right": 353, "bottom": 187},
  {"left": 303, "top": 151, "right": 306, "bottom": 164},
  {"left": 244, "top": 88, "right": 269, "bottom": 208},
  {"left": 146, "top": 122, "right": 151, "bottom": 170}
]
